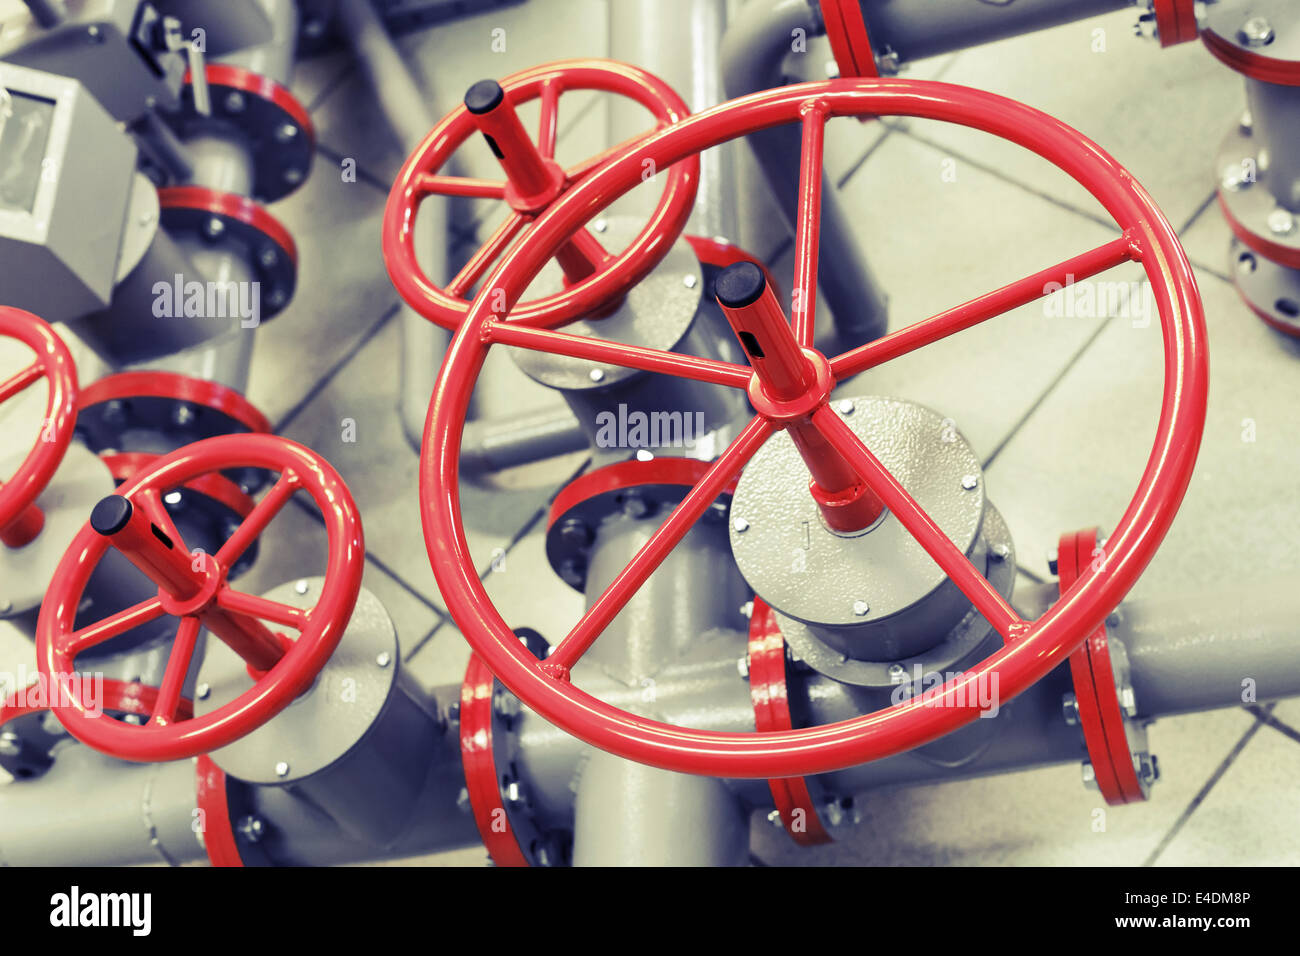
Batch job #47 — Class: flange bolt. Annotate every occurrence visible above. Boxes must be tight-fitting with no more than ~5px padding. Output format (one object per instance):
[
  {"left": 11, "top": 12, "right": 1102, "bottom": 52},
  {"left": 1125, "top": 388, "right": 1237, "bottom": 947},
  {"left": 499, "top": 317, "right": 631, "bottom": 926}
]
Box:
[{"left": 1239, "top": 17, "right": 1275, "bottom": 47}]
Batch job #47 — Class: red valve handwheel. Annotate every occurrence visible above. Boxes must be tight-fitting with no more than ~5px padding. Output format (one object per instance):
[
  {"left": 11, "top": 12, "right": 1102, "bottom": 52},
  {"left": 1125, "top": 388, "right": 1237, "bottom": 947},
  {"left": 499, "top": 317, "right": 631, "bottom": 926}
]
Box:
[
  {"left": 1, "top": 678, "right": 194, "bottom": 729},
  {"left": 421, "top": 79, "right": 1208, "bottom": 778},
  {"left": 383, "top": 59, "right": 699, "bottom": 331},
  {"left": 0, "top": 307, "right": 79, "bottom": 549},
  {"left": 36, "top": 434, "right": 364, "bottom": 763}
]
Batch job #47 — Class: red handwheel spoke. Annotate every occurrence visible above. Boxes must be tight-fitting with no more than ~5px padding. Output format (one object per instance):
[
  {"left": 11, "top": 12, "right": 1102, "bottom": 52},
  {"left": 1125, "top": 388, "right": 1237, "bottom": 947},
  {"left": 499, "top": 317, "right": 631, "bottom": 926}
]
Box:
[
  {"left": 552, "top": 226, "right": 612, "bottom": 284},
  {"left": 538, "top": 78, "right": 561, "bottom": 159},
  {"left": 831, "top": 233, "right": 1138, "bottom": 380},
  {"left": 150, "top": 616, "right": 200, "bottom": 725},
  {"left": 564, "top": 125, "right": 668, "bottom": 184},
  {"left": 414, "top": 174, "right": 507, "bottom": 200},
  {"left": 215, "top": 470, "right": 299, "bottom": 569},
  {"left": 216, "top": 589, "right": 307, "bottom": 631},
  {"left": 0, "top": 362, "right": 43, "bottom": 404},
  {"left": 810, "top": 405, "right": 1025, "bottom": 639},
  {"left": 792, "top": 102, "right": 828, "bottom": 347},
  {"left": 546, "top": 415, "right": 775, "bottom": 673},
  {"left": 486, "top": 320, "right": 754, "bottom": 388},
  {"left": 66, "top": 597, "right": 167, "bottom": 657},
  {"left": 448, "top": 212, "right": 532, "bottom": 297}
]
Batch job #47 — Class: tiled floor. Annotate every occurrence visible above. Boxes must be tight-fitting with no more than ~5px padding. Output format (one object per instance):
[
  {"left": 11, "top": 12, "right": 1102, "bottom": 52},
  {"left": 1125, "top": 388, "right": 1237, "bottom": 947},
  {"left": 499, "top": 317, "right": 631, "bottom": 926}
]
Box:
[{"left": 4, "top": 3, "right": 1299, "bottom": 866}]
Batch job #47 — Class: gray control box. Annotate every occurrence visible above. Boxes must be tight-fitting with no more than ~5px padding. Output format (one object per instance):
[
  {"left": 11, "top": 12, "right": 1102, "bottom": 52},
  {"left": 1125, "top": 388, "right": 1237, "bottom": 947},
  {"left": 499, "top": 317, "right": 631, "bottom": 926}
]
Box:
[{"left": 0, "top": 62, "right": 137, "bottom": 321}]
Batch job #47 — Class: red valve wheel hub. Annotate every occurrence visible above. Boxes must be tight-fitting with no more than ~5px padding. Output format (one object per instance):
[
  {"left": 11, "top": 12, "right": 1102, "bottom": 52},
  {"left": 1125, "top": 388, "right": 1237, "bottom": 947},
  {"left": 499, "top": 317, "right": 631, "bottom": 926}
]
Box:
[
  {"left": 36, "top": 434, "right": 364, "bottom": 762},
  {"left": 419, "top": 78, "right": 1208, "bottom": 778},
  {"left": 0, "top": 307, "right": 79, "bottom": 549},
  {"left": 383, "top": 58, "right": 700, "bottom": 331}
]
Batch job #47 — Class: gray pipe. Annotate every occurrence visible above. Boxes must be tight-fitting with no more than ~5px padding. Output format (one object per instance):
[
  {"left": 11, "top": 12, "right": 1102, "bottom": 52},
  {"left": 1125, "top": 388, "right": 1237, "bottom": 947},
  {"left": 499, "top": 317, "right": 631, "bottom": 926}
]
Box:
[
  {"left": 8, "top": 574, "right": 1300, "bottom": 865},
  {"left": 608, "top": 0, "right": 738, "bottom": 241},
  {"left": 335, "top": 0, "right": 453, "bottom": 452},
  {"left": 1244, "top": 78, "right": 1300, "bottom": 212},
  {"left": 459, "top": 407, "right": 589, "bottom": 472},
  {"left": 572, "top": 752, "right": 750, "bottom": 865},
  {"left": 1113, "top": 577, "right": 1300, "bottom": 718},
  {"left": 721, "top": 0, "right": 889, "bottom": 347},
  {"left": 860, "top": 0, "right": 1131, "bottom": 65},
  {"left": 0, "top": 747, "right": 204, "bottom": 867}
]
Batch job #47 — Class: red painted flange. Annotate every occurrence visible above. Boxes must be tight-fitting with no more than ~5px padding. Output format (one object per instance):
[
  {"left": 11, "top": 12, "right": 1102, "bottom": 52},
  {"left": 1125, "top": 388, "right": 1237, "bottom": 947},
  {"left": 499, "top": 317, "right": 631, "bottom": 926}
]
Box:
[
  {"left": 0, "top": 308, "right": 79, "bottom": 549},
  {"left": 1203, "top": 22, "right": 1300, "bottom": 85},
  {"left": 102, "top": 452, "right": 255, "bottom": 519},
  {"left": 421, "top": 78, "right": 1207, "bottom": 778},
  {"left": 383, "top": 59, "right": 699, "bottom": 331},
  {"left": 1058, "top": 528, "right": 1147, "bottom": 806},
  {"left": 195, "top": 754, "right": 245, "bottom": 867},
  {"left": 822, "top": 0, "right": 879, "bottom": 78},
  {"left": 547, "top": 457, "right": 732, "bottom": 532},
  {"left": 78, "top": 371, "right": 272, "bottom": 436},
  {"left": 177, "top": 64, "right": 315, "bottom": 202},
  {"left": 157, "top": 186, "right": 298, "bottom": 319},
  {"left": 748, "top": 599, "right": 833, "bottom": 846},
  {"left": 1218, "top": 194, "right": 1300, "bottom": 271},
  {"left": 1153, "top": 0, "right": 1200, "bottom": 47},
  {"left": 37, "top": 434, "right": 363, "bottom": 762},
  {"left": 459, "top": 652, "right": 531, "bottom": 867}
]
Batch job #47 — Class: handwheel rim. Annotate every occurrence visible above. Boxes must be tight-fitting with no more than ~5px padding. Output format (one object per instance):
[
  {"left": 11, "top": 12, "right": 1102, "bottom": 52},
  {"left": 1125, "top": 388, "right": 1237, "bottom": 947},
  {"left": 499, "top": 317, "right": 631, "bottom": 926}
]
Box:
[
  {"left": 36, "top": 434, "right": 364, "bottom": 763},
  {"left": 382, "top": 58, "right": 700, "bottom": 330},
  {"left": 421, "top": 78, "right": 1209, "bottom": 779},
  {"left": 0, "top": 307, "right": 78, "bottom": 530}
]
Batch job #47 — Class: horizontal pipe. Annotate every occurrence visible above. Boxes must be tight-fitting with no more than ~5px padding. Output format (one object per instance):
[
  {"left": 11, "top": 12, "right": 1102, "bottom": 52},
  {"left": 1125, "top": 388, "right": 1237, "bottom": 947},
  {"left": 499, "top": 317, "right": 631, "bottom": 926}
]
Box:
[{"left": 862, "top": 0, "right": 1133, "bottom": 65}]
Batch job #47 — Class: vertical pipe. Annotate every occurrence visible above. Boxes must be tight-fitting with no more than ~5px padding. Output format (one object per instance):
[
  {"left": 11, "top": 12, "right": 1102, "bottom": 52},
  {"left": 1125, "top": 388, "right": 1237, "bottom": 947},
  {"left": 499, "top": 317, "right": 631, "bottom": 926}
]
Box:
[
  {"left": 608, "top": 0, "right": 738, "bottom": 241},
  {"left": 1244, "top": 78, "right": 1300, "bottom": 212},
  {"left": 572, "top": 750, "right": 750, "bottom": 866},
  {"left": 335, "top": 0, "right": 453, "bottom": 451},
  {"left": 720, "top": 0, "right": 889, "bottom": 346}
]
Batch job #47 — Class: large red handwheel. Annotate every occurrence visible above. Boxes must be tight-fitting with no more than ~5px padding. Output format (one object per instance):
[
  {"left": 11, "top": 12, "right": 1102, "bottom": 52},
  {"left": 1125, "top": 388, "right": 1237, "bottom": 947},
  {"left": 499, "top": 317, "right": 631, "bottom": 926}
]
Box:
[
  {"left": 36, "top": 433, "right": 363, "bottom": 762},
  {"left": 383, "top": 58, "right": 699, "bottom": 331},
  {"left": 0, "top": 307, "right": 79, "bottom": 549},
  {"left": 420, "top": 78, "right": 1208, "bottom": 779}
]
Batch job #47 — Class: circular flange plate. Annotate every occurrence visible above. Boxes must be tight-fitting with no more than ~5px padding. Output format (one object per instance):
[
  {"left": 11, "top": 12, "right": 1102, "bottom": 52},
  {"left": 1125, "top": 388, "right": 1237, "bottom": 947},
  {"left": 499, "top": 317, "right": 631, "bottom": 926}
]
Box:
[
  {"left": 157, "top": 186, "right": 298, "bottom": 318},
  {"left": 76, "top": 371, "right": 272, "bottom": 493},
  {"left": 1216, "top": 120, "right": 1300, "bottom": 269},
  {"left": 545, "top": 457, "right": 732, "bottom": 590},
  {"left": 171, "top": 65, "right": 316, "bottom": 203},
  {"left": 729, "top": 396, "right": 984, "bottom": 631},
  {"left": 1229, "top": 237, "right": 1300, "bottom": 335},
  {"left": 1058, "top": 528, "right": 1151, "bottom": 806},
  {"left": 508, "top": 218, "right": 704, "bottom": 391},
  {"left": 461, "top": 628, "right": 563, "bottom": 867},
  {"left": 198, "top": 579, "right": 398, "bottom": 785},
  {"left": 1203, "top": 0, "right": 1300, "bottom": 85}
]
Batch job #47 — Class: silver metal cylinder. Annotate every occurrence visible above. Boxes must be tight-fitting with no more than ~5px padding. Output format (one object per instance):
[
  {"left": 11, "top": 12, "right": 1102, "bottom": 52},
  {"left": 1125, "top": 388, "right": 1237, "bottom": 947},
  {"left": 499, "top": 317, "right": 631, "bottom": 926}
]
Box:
[
  {"left": 608, "top": 0, "right": 737, "bottom": 241},
  {"left": 861, "top": 0, "right": 1131, "bottom": 64},
  {"left": 572, "top": 751, "right": 750, "bottom": 865},
  {"left": 0, "top": 746, "right": 205, "bottom": 866},
  {"left": 582, "top": 509, "right": 750, "bottom": 681},
  {"left": 1244, "top": 77, "right": 1300, "bottom": 211},
  {"left": 459, "top": 406, "right": 589, "bottom": 472}
]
